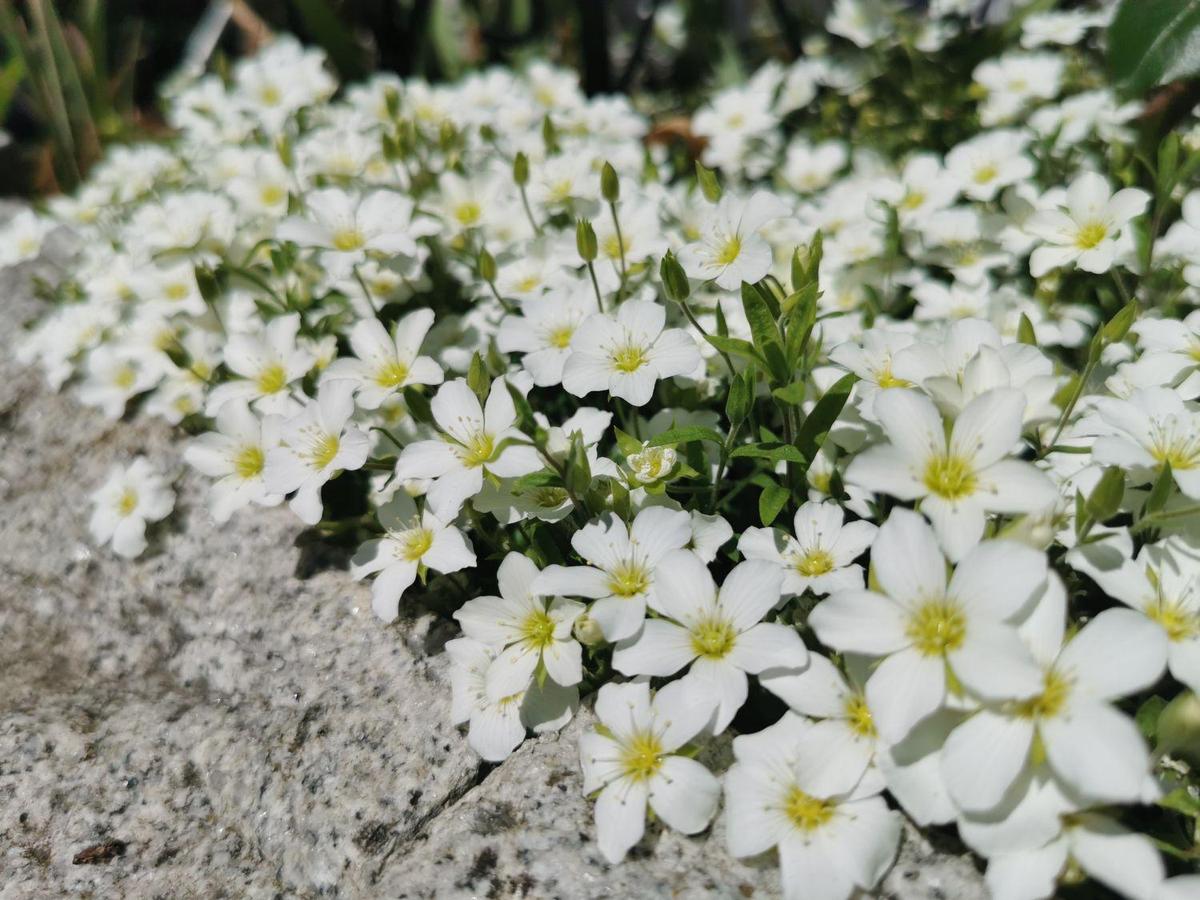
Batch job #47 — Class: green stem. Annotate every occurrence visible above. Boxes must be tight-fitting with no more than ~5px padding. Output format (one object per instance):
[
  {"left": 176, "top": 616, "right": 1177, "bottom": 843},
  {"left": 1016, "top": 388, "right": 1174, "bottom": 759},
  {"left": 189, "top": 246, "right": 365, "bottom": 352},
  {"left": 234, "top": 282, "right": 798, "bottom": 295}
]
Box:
[
  {"left": 586, "top": 261, "right": 605, "bottom": 313},
  {"left": 609, "top": 201, "right": 628, "bottom": 303}
]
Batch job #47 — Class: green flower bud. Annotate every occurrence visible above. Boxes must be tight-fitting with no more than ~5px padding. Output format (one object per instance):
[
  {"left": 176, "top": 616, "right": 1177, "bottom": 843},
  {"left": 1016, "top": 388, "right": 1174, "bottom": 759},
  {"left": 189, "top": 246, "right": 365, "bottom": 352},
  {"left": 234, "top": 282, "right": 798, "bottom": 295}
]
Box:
[
  {"left": 576, "top": 220, "right": 598, "bottom": 262},
  {"left": 513, "top": 151, "right": 530, "bottom": 186},
  {"left": 659, "top": 250, "right": 690, "bottom": 303},
  {"left": 601, "top": 162, "right": 620, "bottom": 203}
]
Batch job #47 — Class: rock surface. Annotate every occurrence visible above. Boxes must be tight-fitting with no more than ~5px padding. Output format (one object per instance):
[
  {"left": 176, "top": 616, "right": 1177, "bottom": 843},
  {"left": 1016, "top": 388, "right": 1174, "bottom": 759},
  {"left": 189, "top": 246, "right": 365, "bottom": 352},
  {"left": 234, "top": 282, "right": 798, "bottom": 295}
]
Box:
[{"left": 0, "top": 209, "right": 988, "bottom": 899}]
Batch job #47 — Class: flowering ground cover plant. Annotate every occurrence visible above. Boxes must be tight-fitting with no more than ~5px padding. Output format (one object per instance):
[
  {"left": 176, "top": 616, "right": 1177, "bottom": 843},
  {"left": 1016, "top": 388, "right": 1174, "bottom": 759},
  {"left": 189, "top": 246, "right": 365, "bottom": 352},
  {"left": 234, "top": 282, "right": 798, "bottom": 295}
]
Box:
[{"left": 13, "top": 2, "right": 1200, "bottom": 897}]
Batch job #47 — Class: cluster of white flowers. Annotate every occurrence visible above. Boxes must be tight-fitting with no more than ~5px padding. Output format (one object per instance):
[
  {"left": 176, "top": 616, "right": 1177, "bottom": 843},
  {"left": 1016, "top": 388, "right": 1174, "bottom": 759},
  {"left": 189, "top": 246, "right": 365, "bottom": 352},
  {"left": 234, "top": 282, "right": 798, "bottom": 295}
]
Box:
[{"left": 13, "top": 2, "right": 1200, "bottom": 897}]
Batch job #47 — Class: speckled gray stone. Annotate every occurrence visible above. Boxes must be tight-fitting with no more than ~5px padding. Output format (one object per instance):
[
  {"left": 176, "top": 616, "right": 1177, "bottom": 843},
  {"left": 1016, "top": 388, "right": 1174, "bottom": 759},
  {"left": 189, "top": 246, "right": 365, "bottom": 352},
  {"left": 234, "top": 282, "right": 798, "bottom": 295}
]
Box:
[{"left": 0, "top": 208, "right": 987, "bottom": 899}]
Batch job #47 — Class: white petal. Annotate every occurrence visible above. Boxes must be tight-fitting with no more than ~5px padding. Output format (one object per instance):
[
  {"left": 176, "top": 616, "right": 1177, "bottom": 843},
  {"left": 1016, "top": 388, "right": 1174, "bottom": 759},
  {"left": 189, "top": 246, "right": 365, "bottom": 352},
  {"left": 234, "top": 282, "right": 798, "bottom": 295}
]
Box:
[
  {"left": 1041, "top": 699, "right": 1151, "bottom": 804},
  {"left": 594, "top": 779, "right": 649, "bottom": 864},
  {"left": 648, "top": 756, "right": 720, "bottom": 834},
  {"left": 865, "top": 647, "right": 946, "bottom": 743},
  {"left": 809, "top": 590, "right": 909, "bottom": 656},
  {"left": 612, "top": 619, "right": 696, "bottom": 677},
  {"left": 941, "top": 711, "right": 1035, "bottom": 813},
  {"left": 1057, "top": 608, "right": 1168, "bottom": 701}
]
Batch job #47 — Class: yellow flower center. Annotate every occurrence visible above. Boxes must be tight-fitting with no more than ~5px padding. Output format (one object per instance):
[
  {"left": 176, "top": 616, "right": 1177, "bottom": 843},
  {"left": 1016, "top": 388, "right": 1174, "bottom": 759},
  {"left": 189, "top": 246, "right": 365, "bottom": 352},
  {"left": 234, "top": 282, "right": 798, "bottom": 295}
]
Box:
[
  {"left": 844, "top": 694, "right": 876, "bottom": 738},
  {"left": 308, "top": 433, "right": 340, "bottom": 469},
  {"left": 607, "top": 560, "right": 650, "bottom": 598},
  {"left": 530, "top": 486, "right": 569, "bottom": 508},
  {"left": 375, "top": 360, "right": 410, "bottom": 388},
  {"left": 548, "top": 325, "right": 574, "bottom": 349},
  {"left": 611, "top": 344, "right": 647, "bottom": 374},
  {"left": 165, "top": 282, "right": 190, "bottom": 301},
  {"left": 117, "top": 488, "right": 138, "bottom": 516},
  {"left": 1074, "top": 221, "right": 1107, "bottom": 250},
  {"left": 459, "top": 432, "right": 495, "bottom": 467},
  {"left": 875, "top": 366, "right": 910, "bottom": 389},
  {"left": 259, "top": 84, "right": 282, "bottom": 106},
  {"left": 907, "top": 600, "right": 967, "bottom": 656},
  {"left": 619, "top": 732, "right": 665, "bottom": 782},
  {"left": 114, "top": 365, "right": 137, "bottom": 390},
  {"left": 782, "top": 785, "right": 835, "bottom": 832},
  {"left": 690, "top": 617, "right": 738, "bottom": 659},
  {"left": 923, "top": 454, "right": 977, "bottom": 500},
  {"left": 715, "top": 236, "right": 742, "bottom": 266},
  {"left": 260, "top": 184, "right": 285, "bottom": 206},
  {"left": 454, "top": 202, "right": 481, "bottom": 226},
  {"left": 794, "top": 548, "right": 835, "bottom": 577},
  {"left": 603, "top": 234, "right": 628, "bottom": 260},
  {"left": 1147, "top": 598, "right": 1200, "bottom": 642},
  {"left": 332, "top": 228, "right": 366, "bottom": 252},
  {"left": 1013, "top": 670, "right": 1072, "bottom": 720},
  {"left": 234, "top": 445, "right": 264, "bottom": 479},
  {"left": 973, "top": 164, "right": 998, "bottom": 185},
  {"left": 520, "top": 608, "right": 558, "bottom": 649},
  {"left": 256, "top": 363, "right": 288, "bottom": 395},
  {"left": 399, "top": 527, "right": 433, "bottom": 561},
  {"left": 516, "top": 275, "right": 541, "bottom": 293},
  {"left": 900, "top": 190, "right": 926, "bottom": 211}
]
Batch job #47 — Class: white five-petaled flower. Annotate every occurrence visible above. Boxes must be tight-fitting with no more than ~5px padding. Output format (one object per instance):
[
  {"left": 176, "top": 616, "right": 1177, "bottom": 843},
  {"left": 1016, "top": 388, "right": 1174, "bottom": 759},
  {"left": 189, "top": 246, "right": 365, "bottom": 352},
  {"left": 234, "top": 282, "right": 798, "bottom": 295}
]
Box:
[
  {"left": 183, "top": 399, "right": 283, "bottom": 523},
  {"left": 1026, "top": 171, "right": 1149, "bottom": 277},
  {"left": 351, "top": 492, "right": 476, "bottom": 622},
  {"left": 454, "top": 552, "right": 586, "bottom": 699},
  {"left": 739, "top": 500, "right": 877, "bottom": 597},
  {"left": 613, "top": 552, "right": 806, "bottom": 731},
  {"left": 446, "top": 635, "right": 578, "bottom": 762},
  {"left": 677, "top": 190, "right": 791, "bottom": 290},
  {"left": 847, "top": 387, "right": 1057, "bottom": 561},
  {"left": 533, "top": 506, "right": 693, "bottom": 642},
  {"left": 562, "top": 300, "right": 701, "bottom": 407},
  {"left": 277, "top": 188, "right": 436, "bottom": 276},
  {"left": 723, "top": 712, "right": 902, "bottom": 900},
  {"left": 321, "top": 309, "right": 444, "bottom": 408},
  {"left": 393, "top": 377, "right": 543, "bottom": 520},
  {"left": 1069, "top": 534, "right": 1199, "bottom": 693},
  {"left": 205, "top": 313, "right": 316, "bottom": 416},
  {"left": 89, "top": 457, "right": 175, "bottom": 559},
  {"left": 1091, "top": 387, "right": 1200, "bottom": 499},
  {"left": 810, "top": 509, "right": 1048, "bottom": 743},
  {"left": 940, "top": 575, "right": 1165, "bottom": 814},
  {"left": 262, "top": 379, "right": 370, "bottom": 524},
  {"left": 497, "top": 289, "right": 595, "bottom": 388},
  {"left": 579, "top": 680, "right": 720, "bottom": 864}
]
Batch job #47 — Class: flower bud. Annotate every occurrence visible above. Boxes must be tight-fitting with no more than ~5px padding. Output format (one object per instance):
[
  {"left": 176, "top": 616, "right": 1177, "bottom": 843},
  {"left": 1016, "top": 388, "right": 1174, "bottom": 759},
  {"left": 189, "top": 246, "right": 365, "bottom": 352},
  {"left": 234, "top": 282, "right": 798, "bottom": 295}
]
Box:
[
  {"left": 513, "top": 151, "right": 530, "bottom": 186},
  {"left": 600, "top": 162, "right": 620, "bottom": 203},
  {"left": 573, "top": 613, "right": 605, "bottom": 646},
  {"left": 659, "top": 250, "right": 690, "bottom": 303},
  {"left": 1157, "top": 691, "right": 1200, "bottom": 766},
  {"left": 478, "top": 248, "right": 497, "bottom": 283},
  {"left": 576, "top": 220, "right": 598, "bottom": 262}
]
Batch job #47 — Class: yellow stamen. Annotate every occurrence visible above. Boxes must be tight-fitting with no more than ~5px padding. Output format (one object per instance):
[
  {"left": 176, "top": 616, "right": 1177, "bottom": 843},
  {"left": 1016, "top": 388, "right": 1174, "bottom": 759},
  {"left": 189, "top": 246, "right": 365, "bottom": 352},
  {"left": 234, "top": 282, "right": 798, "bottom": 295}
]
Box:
[
  {"left": 619, "top": 732, "right": 664, "bottom": 782},
  {"left": 1074, "top": 222, "right": 1107, "bottom": 250},
  {"left": 690, "top": 617, "right": 737, "bottom": 660},
  {"left": 923, "top": 454, "right": 977, "bottom": 500},
  {"left": 783, "top": 786, "right": 835, "bottom": 832},
  {"left": 607, "top": 560, "right": 649, "bottom": 598},
  {"left": 234, "top": 445, "right": 264, "bottom": 479},
  {"left": 256, "top": 363, "right": 288, "bottom": 395},
  {"left": 907, "top": 601, "right": 967, "bottom": 656}
]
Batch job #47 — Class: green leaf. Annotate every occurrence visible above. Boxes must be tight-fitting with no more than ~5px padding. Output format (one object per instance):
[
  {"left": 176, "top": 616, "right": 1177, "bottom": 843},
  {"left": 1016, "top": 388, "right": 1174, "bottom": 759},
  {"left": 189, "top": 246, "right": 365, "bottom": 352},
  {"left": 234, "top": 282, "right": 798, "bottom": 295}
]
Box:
[
  {"left": 726, "top": 367, "right": 754, "bottom": 426},
  {"left": 759, "top": 482, "right": 789, "bottom": 526},
  {"left": 1108, "top": 0, "right": 1200, "bottom": 96},
  {"left": 613, "top": 427, "right": 644, "bottom": 459},
  {"left": 1160, "top": 787, "right": 1200, "bottom": 818},
  {"left": 467, "top": 352, "right": 490, "bottom": 402},
  {"left": 795, "top": 374, "right": 858, "bottom": 465},
  {"left": 564, "top": 432, "right": 592, "bottom": 497},
  {"left": 645, "top": 426, "right": 725, "bottom": 447},
  {"left": 1136, "top": 695, "right": 1167, "bottom": 742},
  {"left": 1017, "top": 313, "right": 1037, "bottom": 346},
  {"left": 1086, "top": 466, "right": 1126, "bottom": 523},
  {"left": 1143, "top": 461, "right": 1174, "bottom": 518},
  {"left": 741, "top": 282, "right": 789, "bottom": 384},
  {"left": 512, "top": 469, "right": 562, "bottom": 492},
  {"left": 771, "top": 382, "right": 807, "bottom": 406},
  {"left": 704, "top": 332, "right": 765, "bottom": 366},
  {"left": 730, "top": 442, "right": 808, "bottom": 464},
  {"left": 695, "top": 160, "right": 722, "bottom": 202}
]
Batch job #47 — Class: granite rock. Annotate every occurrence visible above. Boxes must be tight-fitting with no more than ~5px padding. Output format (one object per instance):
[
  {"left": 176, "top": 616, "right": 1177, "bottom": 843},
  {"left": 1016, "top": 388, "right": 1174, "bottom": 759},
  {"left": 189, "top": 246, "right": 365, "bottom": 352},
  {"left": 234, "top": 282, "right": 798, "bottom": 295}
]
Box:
[{"left": 0, "top": 210, "right": 987, "bottom": 899}]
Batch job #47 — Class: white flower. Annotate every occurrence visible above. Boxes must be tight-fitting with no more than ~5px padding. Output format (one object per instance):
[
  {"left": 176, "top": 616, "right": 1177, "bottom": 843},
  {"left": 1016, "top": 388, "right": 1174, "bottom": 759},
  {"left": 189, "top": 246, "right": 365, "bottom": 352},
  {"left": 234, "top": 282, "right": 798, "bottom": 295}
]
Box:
[
  {"left": 612, "top": 552, "right": 806, "bottom": 731},
  {"left": 321, "top": 309, "right": 444, "bottom": 408},
  {"left": 579, "top": 680, "right": 720, "bottom": 863},
  {"left": 277, "top": 188, "right": 435, "bottom": 276},
  {"left": 393, "top": 377, "right": 543, "bottom": 520},
  {"left": 454, "top": 552, "right": 586, "bottom": 698},
  {"left": 724, "top": 713, "right": 902, "bottom": 900},
  {"left": 1091, "top": 387, "right": 1200, "bottom": 498},
  {"left": 184, "top": 399, "right": 284, "bottom": 522},
  {"left": 941, "top": 575, "right": 1165, "bottom": 813},
  {"left": 677, "top": 191, "right": 790, "bottom": 289},
  {"left": 562, "top": 300, "right": 701, "bottom": 406},
  {"left": 1069, "top": 534, "right": 1200, "bottom": 692},
  {"left": 945, "top": 130, "right": 1035, "bottom": 202},
  {"left": 205, "top": 313, "right": 316, "bottom": 416},
  {"left": 89, "top": 457, "right": 175, "bottom": 558},
  {"left": 759, "top": 654, "right": 884, "bottom": 797},
  {"left": 533, "top": 506, "right": 693, "bottom": 641},
  {"left": 1026, "top": 172, "right": 1149, "bottom": 277},
  {"left": 739, "top": 500, "right": 877, "bottom": 597},
  {"left": 810, "top": 509, "right": 1048, "bottom": 742},
  {"left": 497, "top": 289, "right": 595, "bottom": 387},
  {"left": 447, "top": 636, "right": 577, "bottom": 762},
  {"left": 351, "top": 492, "right": 476, "bottom": 622},
  {"left": 0, "top": 209, "right": 54, "bottom": 266},
  {"left": 847, "top": 387, "right": 1057, "bottom": 560},
  {"left": 262, "top": 379, "right": 370, "bottom": 524},
  {"left": 77, "top": 345, "right": 162, "bottom": 418}
]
